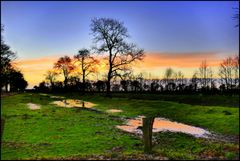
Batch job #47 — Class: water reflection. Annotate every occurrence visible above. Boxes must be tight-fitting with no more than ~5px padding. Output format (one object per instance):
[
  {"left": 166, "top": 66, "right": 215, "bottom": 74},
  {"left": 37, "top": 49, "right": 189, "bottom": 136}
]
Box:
[
  {"left": 51, "top": 99, "right": 96, "bottom": 108},
  {"left": 106, "top": 109, "right": 123, "bottom": 113},
  {"left": 27, "top": 103, "right": 41, "bottom": 110},
  {"left": 50, "top": 96, "right": 65, "bottom": 99},
  {"left": 116, "top": 116, "right": 211, "bottom": 138}
]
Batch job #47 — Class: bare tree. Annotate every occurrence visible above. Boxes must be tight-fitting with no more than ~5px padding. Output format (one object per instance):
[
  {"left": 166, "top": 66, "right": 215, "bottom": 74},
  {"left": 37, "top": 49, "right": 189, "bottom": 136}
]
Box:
[
  {"left": 163, "top": 68, "right": 174, "bottom": 84},
  {"left": 1, "top": 25, "right": 17, "bottom": 91},
  {"left": 233, "top": 55, "right": 239, "bottom": 87},
  {"left": 176, "top": 71, "right": 185, "bottom": 85},
  {"left": 90, "top": 18, "right": 144, "bottom": 96},
  {"left": 218, "top": 57, "right": 235, "bottom": 90},
  {"left": 45, "top": 70, "right": 58, "bottom": 89},
  {"left": 54, "top": 56, "right": 75, "bottom": 88},
  {"left": 198, "top": 60, "right": 213, "bottom": 89},
  {"left": 74, "top": 49, "right": 98, "bottom": 94},
  {"left": 190, "top": 71, "right": 199, "bottom": 92}
]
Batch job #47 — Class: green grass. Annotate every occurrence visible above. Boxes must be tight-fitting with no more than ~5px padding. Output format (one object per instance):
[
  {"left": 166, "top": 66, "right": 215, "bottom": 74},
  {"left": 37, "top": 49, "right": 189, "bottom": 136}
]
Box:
[
  {"left": 111, "top": 93, "right": 240, "bottom": 108},
  {"left": 1, "top": 93, "right": 239, "bottom": 160},
  {"left": 153, "top": 132, "right": 239, "bottom": 160},
  {"left": 62, "top": 93, "right": 239, "bottom": 135}
]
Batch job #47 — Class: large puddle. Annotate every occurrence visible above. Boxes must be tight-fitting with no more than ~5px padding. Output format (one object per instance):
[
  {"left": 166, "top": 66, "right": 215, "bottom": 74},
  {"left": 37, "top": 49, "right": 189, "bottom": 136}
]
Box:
[
  {"left": 27, "top": 103, "right": 41, "bottom": 110},
  {"left": 51, "top": 99, "right": 96, "bottom": 108},
  {"left": 116, "top": 116, "right": 211, "bottom": 138}
]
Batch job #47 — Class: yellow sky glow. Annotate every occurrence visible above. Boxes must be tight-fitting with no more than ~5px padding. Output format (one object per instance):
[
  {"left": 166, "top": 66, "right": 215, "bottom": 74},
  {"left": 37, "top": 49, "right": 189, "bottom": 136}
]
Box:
[{"left": 14, "top": 52, "right": 229, "bottom": 88}]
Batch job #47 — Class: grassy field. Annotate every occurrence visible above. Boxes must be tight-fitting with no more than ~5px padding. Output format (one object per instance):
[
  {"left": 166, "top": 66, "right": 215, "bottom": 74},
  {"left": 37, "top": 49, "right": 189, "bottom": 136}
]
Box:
[{"left": 1, "top": 92, "right": 239, "bottom": 160}]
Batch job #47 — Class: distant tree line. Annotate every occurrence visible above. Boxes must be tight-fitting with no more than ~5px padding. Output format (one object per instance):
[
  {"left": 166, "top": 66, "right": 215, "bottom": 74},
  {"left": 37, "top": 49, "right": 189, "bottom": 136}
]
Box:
[
  {"left": 33, "top": 18, "right": 239, "bottom": 95},
  {"left": 35, "top": 55, "right": 239, "bottom": 95},
  {"left": 1, "top": 26, "right": 28, "bottom": 92}
]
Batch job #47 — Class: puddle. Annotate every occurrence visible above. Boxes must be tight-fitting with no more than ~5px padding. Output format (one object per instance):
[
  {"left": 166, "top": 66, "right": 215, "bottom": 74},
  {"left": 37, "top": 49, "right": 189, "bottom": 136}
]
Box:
[
  {"left": 27, "top": 103, "right": 41, "bottom": 110},
  {"left": 50, "top": 96, "right": 65, "bottom": 99},
  {"left": 51, "top": 99, "right": 96, "bottom": 108},
  {"left": 39, "top": 94, "right": 65, "bottom": 99},
  {"left": 106, "top": 109, "right": 123, "bottom": 113},
  {"left": 39, "top": 93, "right": 48, "bottom": 96},
  {"left": 116, "top": 116, "right": 211, "bottom": 138}
]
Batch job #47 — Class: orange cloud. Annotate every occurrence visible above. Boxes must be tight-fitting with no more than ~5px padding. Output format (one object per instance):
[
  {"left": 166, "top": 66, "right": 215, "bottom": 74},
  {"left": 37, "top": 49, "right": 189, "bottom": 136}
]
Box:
[
  {"left": 14, "top": 52, "right": 228, "bottom": 89},
  {"left": 138, "top": 52, "right": 223, "bottom": 68},
  {"left": 14, "top": 56, "right": 59, "bottom": 88}
]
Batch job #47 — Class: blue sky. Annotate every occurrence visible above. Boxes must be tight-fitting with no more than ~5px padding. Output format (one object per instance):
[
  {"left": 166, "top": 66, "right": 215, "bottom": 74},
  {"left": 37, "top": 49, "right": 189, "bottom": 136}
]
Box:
[{"left": 1, "top": 1, "right": 239, "bottom": 59}]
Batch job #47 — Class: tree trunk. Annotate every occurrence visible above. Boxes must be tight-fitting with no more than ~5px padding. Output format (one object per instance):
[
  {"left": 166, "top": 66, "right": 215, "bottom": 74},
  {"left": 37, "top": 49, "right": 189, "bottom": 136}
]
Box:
[
  {"left": 64, "top": 78, "right": 67, "bottom": 89},
  {"left": 142, "top": 117, "right": 155, "bottom": 154},
  {"left": 106, "top": 76, "right": 111, "bottom": 97},
  {"left": 83, "top": 70, "right": 85, "bottom": 95},
  {"left": 106, "top": 67, "right": 112, "bottom": 97}
]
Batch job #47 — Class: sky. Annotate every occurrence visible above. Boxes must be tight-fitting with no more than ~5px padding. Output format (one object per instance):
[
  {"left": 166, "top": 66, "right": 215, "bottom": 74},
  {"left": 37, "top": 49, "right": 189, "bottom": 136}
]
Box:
[{"left": 1, "top": 1, "right": 239, "bottom": 88}]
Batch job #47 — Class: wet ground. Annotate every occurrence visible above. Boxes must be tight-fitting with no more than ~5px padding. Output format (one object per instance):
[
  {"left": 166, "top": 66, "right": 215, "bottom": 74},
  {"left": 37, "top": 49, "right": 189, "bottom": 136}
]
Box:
[
  {"left": 27, "top": 103, "right": 41, "bottom": 110},
  {"left": 50, "top": 96, "right": 65, "bottom": 99},
  {"left": 51, "top": 99, "right": 97, "bottom": 108},
  {"left": 106, "top": 109, "right": 123, "bottom": 113},
  {"left": 116, "top": 116, "right": 211, "bottom": 138}
]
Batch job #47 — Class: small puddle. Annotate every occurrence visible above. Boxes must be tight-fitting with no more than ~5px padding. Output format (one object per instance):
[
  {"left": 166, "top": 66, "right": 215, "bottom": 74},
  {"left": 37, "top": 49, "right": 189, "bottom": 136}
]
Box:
[
  {"left": 51, "top": 99, "right": 96, "bottom": 108},
  {"left": 39, "top": 94, "right": 65, "bottom": 99},
  {"left": 39, "top": 93, "right": 48, "bottom": 96},
  {"left": 27, "top": 103, "right": 41, "bottom": 110},
  {"left": 116, "top": 116, "right": 211, "bottom": 138},
  {"left": 50, "top": 96, "right": 65, "bottom": 99},
  {"left": 106, "top": 109, "right": 123, "bottom": 113}
]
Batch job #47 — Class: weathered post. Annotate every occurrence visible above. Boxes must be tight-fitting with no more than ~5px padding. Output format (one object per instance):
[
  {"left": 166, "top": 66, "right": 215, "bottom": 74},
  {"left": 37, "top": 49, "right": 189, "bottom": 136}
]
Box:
[
  {"left": 1, "top": 118, "right": 5, "bottom": 141},
  {"left": 142, "top": 117, "right": 155, "bottom": 153}
]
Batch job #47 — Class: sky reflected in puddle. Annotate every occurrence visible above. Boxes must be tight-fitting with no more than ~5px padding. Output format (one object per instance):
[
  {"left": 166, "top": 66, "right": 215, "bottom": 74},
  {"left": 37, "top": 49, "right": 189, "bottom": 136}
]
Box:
[
  {"left": 27, "top": 103, "right": 41, "bottom": 110},
  {"left": 106, "top": 109, "right": 123, "bottom": 113},
  {"left": 50, "top": 96, "right": 65, "bottom": 99},
  {"left": 116, "top": 116, "right": 211, "bottom": 138},
  {"left": 39, "top": 93, "right": 48, "bottom": 96},
  {"left": 51, "top": 99, "right": 96, "bottom": 108}
]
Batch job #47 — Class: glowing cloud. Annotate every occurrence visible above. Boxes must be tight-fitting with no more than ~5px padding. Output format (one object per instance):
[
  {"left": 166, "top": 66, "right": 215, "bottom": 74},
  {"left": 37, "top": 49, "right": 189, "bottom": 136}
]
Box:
[{"left": 14, "top": 51, "right": 232, "bottom": 89}]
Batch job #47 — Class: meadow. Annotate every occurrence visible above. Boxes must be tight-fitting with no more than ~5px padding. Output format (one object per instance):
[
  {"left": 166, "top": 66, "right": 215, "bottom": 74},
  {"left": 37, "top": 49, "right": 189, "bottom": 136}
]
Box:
[{"left": 1, "top": 92, "right": 239, "bottom": 160}]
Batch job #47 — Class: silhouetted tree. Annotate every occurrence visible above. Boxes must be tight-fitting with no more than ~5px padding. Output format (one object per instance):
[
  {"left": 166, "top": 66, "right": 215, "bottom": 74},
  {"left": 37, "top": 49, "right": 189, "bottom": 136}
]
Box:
[
  {"left": 120, "top": 80, "right": 129, "bottom": 92},
  {"left": 233, "top": 55, "right": 239, "bottom": 88},
  {"left": 131, "top": 80, "right": 140, "bottom": 92},
  {"left": 190, "top": 71, "right": 199, "bottom": 92},
  {"left": 91, "top": 18, "right": 144, "bottom": 96},
  {"left": 45, "top": 70, "right": 58, "bottom": 90},
  {"left": 54, "top": 56, "right": 74, "bottom": 88},
  {"left": 163, "top": 68, "right": 174, "bottom": 90},
  {"left": 176, "top": 71, "right": 185, "bottom": 85},
  {"left": 74, "top": 49, "right": 98, "bottom": 94},
  {"left": 9, "top": 69, "right": 28, "bottom": 91},
  {"left": 150, "top": 81, "right": 159, "bottom": 92},
  {"left": 198, "top": 60, "right": 213, "bottom": 90},
  {"left": 68, "top": 76, "right": 81, "bottom": 91},
  {"left": 38, "top": 81, "right": 49, "bottom": 92},
  {"left": 219, "top": 57, "right": 235, "bottom": 90},
  {"left": 1, "top": 26, "right": 17, "bottom": 91},
  {"left": 95, "top": 80, "right": 106, "bottom": 92}
]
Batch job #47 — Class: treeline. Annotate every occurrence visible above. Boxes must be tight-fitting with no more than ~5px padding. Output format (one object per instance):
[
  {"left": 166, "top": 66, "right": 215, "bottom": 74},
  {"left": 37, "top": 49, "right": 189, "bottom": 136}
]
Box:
[
  {"left": 1, "top": 26, "right": 28, "bottom": 92},
  {"left": 33, "top": 18, "right": 239, "bottom": 95},
  {"left": 35, "top": 55, "right": 239, "bottom": 95}
]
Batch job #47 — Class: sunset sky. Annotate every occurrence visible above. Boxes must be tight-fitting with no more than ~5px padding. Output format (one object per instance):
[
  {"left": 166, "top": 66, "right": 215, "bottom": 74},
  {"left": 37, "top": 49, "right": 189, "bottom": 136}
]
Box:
[{"left": 1, "top": 1, "right": 239, "bottom": 88}]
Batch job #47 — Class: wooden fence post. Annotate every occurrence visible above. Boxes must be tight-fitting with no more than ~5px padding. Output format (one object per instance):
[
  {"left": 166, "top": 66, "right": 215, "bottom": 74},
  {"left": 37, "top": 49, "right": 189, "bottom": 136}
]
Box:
[{"left": 142, "top": 117, "right": 155, "bottom": 153}]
